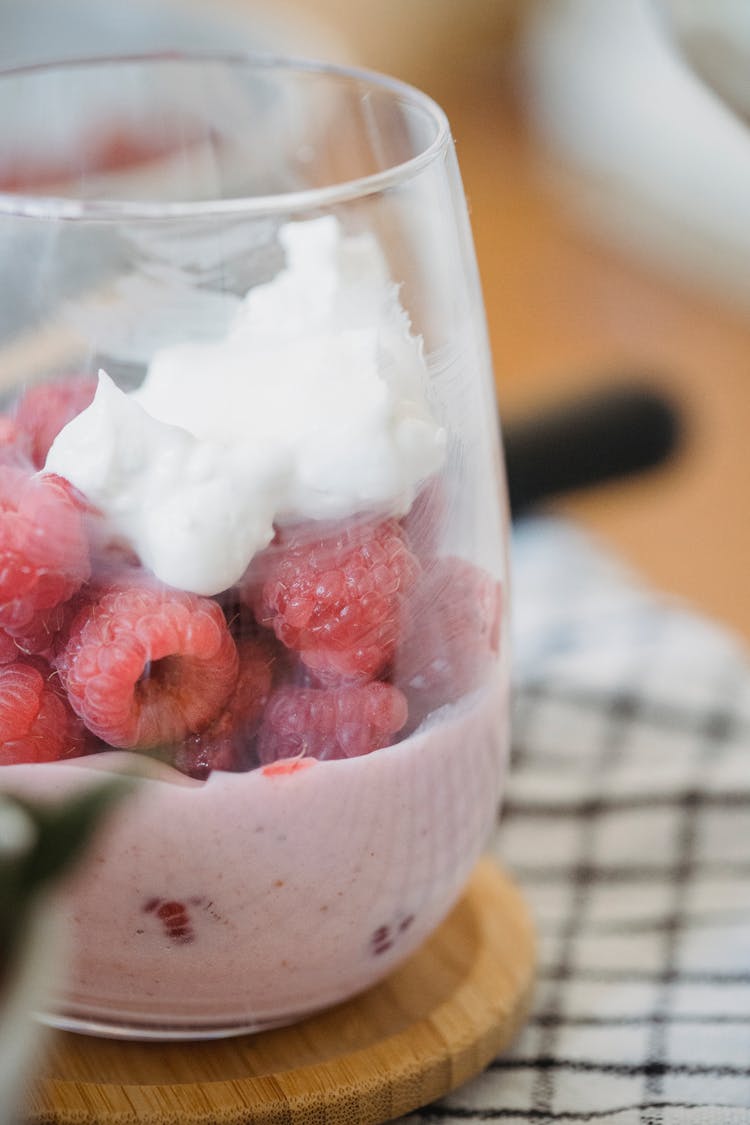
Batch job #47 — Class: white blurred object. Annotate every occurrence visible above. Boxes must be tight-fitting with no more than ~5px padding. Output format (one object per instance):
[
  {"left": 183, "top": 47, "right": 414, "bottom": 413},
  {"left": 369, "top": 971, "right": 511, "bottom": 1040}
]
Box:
[
  {"left": 657, "top": 0, "right": 750, "bottom": 120},
  {"left": 0, "top": 0, "right": 348, "bottom": 65},
  {"left": 522, "top": 0, "right": 750, "bottom": 310},
  {"left": 0, "top": 913, "right": 61, "bottom": 1125},
  {"left": 0, "top": 803, "right": 61, "bottom": 1125}
]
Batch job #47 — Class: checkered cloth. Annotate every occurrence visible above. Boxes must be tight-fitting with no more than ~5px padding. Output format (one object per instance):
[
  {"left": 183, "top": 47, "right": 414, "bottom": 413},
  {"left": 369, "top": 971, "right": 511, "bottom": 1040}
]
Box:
[{"left": 409, "top": 516, "right": 750, "bottom": 1124}]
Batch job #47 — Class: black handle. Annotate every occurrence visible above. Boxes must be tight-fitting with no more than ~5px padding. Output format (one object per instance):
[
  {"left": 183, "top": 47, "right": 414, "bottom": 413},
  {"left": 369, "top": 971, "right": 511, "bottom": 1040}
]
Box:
[{"left": 504, "top": 384, "right": 683, "bottom": 518}]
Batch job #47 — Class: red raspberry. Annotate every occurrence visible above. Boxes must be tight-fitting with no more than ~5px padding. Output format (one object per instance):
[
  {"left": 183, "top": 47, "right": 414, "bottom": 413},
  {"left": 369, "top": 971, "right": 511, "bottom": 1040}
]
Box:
[
  {"left": 0, "top": 658, "right": 88, "bottom": 764},
  {"left": 0, "top": 630, "right": 18, "bottom": 664},
  {"left": 153, "top": 899, "right": 194, "bottom": 944},
  {"left": 257, "top": 681, "right": 408, "bottom": 764},
  {"left": 0, "top": 616, "right": 75, "bottom": 666},
  {"left": 394, "top": 558, "right": 502, "bottom": 722},
  {"left": 7, "top": 596, "right": 84, "bottom": 662},
  {"left": 56, "top": 581, "right": 239, "bottom": 750},
  {"left": 0, "top": 467, "right": 90, "bottom": 638},
  {"left": 41, "top": 472, "right": 98, "bottom": 514},
  {"left": 173, "top": 636, "right": 275, "bottom": 778},
  {"left": 249, "top": 519, "right": 420, "bottom": 685},
  {"left": 13, "top": 375, "right": 97, "bottom": 468},
  {"left": 0, "top": 415, "right": 32, "bottom": 467}
]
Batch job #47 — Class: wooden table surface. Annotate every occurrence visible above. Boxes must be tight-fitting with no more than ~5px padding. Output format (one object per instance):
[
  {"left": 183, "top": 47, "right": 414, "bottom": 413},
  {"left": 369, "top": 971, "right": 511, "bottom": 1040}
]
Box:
[{"left": 446, "top": 70, "right": 750, "bottom": 644}]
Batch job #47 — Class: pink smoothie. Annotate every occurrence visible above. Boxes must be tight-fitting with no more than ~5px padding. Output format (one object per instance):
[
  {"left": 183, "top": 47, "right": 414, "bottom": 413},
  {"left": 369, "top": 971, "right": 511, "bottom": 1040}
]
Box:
[{"left": 1, "top": 672, "right": 508, "bottom": 1037}]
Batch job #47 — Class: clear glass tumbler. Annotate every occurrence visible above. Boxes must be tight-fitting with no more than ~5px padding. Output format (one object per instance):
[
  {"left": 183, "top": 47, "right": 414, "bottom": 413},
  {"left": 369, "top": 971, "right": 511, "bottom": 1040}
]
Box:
[{"left": 0, "top": 54, "right": 510, "bottom": 1038}]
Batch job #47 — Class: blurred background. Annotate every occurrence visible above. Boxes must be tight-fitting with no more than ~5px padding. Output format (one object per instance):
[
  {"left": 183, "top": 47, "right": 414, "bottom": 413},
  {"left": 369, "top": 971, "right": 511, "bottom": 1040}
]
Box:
[{"left": 2, "top": 0, "right": 749, "bottom": 639}]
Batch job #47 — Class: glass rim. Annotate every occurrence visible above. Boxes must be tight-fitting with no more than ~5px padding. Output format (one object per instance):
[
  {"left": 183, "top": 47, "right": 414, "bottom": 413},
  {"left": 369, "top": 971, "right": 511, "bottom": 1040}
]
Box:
[{"left": 0, "top": 50, "right": 452, "bottom": 222}]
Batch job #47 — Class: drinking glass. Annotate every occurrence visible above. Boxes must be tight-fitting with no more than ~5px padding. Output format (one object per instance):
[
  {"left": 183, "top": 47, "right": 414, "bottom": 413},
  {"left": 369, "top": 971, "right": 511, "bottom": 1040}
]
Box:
[{"left": 0, "top": 54, "right": 510, "bottom": 1039}]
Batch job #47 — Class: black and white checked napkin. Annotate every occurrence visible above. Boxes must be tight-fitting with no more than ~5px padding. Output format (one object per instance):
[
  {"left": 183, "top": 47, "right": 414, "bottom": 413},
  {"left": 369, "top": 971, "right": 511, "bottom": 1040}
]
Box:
[{"left": 409, "top": 516, "right": 750, "bottom": 1124}]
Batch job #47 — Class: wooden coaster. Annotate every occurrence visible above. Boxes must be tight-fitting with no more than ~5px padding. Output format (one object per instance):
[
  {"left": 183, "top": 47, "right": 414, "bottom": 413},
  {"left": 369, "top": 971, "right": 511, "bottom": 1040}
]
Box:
[{"left": 25, "top": 859, "right": 534, "bottom": 1125}]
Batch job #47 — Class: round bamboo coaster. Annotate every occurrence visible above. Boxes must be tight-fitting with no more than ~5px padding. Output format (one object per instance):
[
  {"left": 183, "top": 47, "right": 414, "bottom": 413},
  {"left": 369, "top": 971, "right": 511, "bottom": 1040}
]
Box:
[{"left": 25, "top": 858, "right": 534, "bottom": 1125}]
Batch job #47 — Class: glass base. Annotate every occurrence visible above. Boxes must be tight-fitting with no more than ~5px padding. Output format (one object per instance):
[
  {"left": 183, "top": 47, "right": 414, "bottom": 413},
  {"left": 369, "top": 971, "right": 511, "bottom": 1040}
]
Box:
[{"left": 36, "top": 1007, "right": 305, "bottom": 1041}]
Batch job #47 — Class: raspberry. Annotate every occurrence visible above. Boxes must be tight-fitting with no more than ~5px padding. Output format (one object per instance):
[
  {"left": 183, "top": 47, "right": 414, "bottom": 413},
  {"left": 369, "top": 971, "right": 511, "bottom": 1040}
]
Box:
[
  {"left": 13, "top": 375, "right": 97, "bottom": 468},
  {"left": 144, "top": 898, "right": 195, "bottom": 945},
  {"left": 0, "top": 467, "right": 90, "bottom": 638},
  {"left": 370, "top": 912, "right": 415, "bottom": 956},
  {"left": 8, "top": 598, "right": 81, "bottom": 661},
  {"left": 0, "top": 631, "right": 17, "bottom": 664},
  {"left": 257, "top": 681, "right": 408, "bottom": 763},
  {"left": 0, "top": 658, "right": 88, "bottom": 764},
  {"left": 56, "top": 581, "right": 239, "bottom": 749},
  {"left": 218, "top": 588, "right": 263, "bottom": 646},
  {"left": 0, "top": 415, "right": 32, "bottom": 467},
  {"left": 394, "top": 557, "right": 502, "bottom": 721},
  {"left": 249, "top": 519, "right": 420, "bottom": 685},
  {"left": 173, "top": 636, "right": 275, "bottom": 778}
]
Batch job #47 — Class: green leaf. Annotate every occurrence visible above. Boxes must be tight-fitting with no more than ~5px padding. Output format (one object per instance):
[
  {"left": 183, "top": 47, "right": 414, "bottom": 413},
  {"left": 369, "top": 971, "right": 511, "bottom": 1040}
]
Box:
[
  {"left": 11, "top": 778, "right": 135, "bottom": 895},
  {"left": 0, "top": 778, "right": 135, "bottom": 980}
]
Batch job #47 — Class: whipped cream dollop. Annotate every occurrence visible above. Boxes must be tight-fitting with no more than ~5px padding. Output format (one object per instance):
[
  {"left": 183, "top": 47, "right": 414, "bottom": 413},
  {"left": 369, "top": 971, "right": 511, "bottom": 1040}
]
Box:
[{"left": 46, "top": 217, "right": 445, "bottom": 595}]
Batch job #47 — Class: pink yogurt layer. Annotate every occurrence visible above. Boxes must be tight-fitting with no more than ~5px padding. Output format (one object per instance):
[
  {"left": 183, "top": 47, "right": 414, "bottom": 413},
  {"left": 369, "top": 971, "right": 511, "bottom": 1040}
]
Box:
[{"left": 1, "top": 671, "right": 508, "bottom": 1037}]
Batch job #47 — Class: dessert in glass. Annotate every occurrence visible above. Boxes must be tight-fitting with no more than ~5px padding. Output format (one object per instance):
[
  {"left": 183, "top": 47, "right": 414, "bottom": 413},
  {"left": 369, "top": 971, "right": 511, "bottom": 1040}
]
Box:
[{"left": 0, "top": 54, "right": 510, "bottom": 1039}]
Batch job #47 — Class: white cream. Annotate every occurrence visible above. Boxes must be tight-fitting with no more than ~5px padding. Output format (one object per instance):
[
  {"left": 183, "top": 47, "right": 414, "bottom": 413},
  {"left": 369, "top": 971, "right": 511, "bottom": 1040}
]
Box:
[
  {"left": 46, "top": 372, "right": 287, "bottom": 595},
  {"left": 46, "top": 217, "right": 445, "bottom": 595}
]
